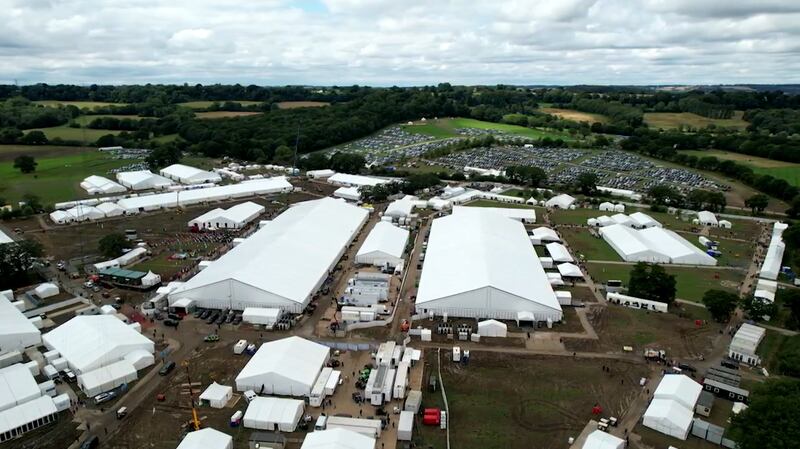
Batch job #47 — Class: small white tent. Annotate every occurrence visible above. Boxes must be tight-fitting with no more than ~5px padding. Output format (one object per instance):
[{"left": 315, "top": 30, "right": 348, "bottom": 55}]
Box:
[
  {"left": 582, "top": 429, "right": 625, "bottom": 449},
  {"left": 477, "top": 319, "right": 508, "bottom": 337},
  {"left": 177, "top": 428, "right": 232, "bottom": 449},
  {"left": 697, "top": 210, "right": 718, "bottom": 226},
  {"left": 243, "top": 396, "right": 304, "bottom": 432},
  {"left": 199, "top": 382, "right": 233, "bottom": 409},
  {"left": 545, "top": 194, "right": 575, "bottom": 209},
  {"left": 598, "top": 202, "right": 615, "bottom": 212}
]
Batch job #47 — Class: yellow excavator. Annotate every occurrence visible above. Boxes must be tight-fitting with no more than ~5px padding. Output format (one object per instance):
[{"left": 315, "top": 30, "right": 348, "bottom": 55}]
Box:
[{"left": 182, "top": 360, "right": 201, "bottom": 431}]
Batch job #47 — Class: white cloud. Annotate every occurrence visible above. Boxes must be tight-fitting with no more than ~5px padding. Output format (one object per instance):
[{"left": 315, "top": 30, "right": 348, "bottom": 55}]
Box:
[{"left": 0, "top": 0, "right": 798, "bottom": 85}]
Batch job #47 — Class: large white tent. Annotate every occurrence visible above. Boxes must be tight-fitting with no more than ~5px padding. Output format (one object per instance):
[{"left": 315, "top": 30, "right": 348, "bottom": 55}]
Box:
[
  {"left": 96, "top": 202, "right": 125, "bottom": 217},
  {"left": 760, "top": 222, "right": 788, "bottom": 280},
  {"left": 0, "top": 395, "right": 58, "bottom": 443},
  {"left": 301, "top": 428, "right": 376, "bottom": 449},
  {"left": 0, "top": 229, "right": 13, "bottom": 245},
  {"left": 629, "top": 212, "right": 661, "bottom": 228},
  {"left": 729, "top": 323, "right": 766, "bottom": 366},
  {"left": 117, "top": 177, "right": 292, "bottom": 214},
  {"left": 697, "top": 210, "right": 718, "bottom": 226},
  {"left": 188, "top": 201, "right": 265, "bottom": 230},
  {"left": 544, "top": 194, "right": 575, "bottom": 209},
  {"left": 416, "top": 209, "right": 562, "bottom": 321},
  {"left": 0, "top": 364, "right": 41, "bottom": 412},
  {"left": 42, "top": 315, "right": 154, "bottom": 374},
  {"left": 169, "top": 198, "right": 367, "bottom": 312},
  {"left": 643, "top": 374, "right": 702, "bottom": 440},
  {"left": 160, "top": 164, "right": 222, "bottom": 185},
  {"left": 243, "top": 397, "right": 305, "bottom": 432},
  {"left": 236, "top": 336, "right": 330, "bottom": 396},
  {"left": 77, "top": 359, "right": 138, "bottom": 396},
  {"left": 199, "top": 382, "right": 233, "bottom": 408},
  {"left": 81, "top": 175, "right": 127, "bottom": 195},
  {"left": 600, "top": 224, "right": 717, "bottom": 265},
  {"left": 0, "top": 299, "right": 41, "bottom": 356},
  {"left": 530, "top": 227, "right": 560, "bottom": 243},
  {"left": 477, "top": 319, "right": 508, "bottom": 337},
  {"left": 177, "top": 428, "right": 233, "bottom": 449},
  {"left": 453, "top": 205, "right": 535, "bottom": 223},
  {"left": 116, "top": 170, "right": 174, "bottom": 190},
  {"left": 582, "top": 430, "right": 625, "bottom": 449},
  {"left": 643, "top": 398, "right": 694, "bottom": 440},
  {"left": 328, "top": 173, "right": 390, "bottom": 188},
  {"left": 355, "top": 222, "right": 409, "bottom": 267},
  {"left": 384, "top": 196, "right": 421, "bottom": 218}
]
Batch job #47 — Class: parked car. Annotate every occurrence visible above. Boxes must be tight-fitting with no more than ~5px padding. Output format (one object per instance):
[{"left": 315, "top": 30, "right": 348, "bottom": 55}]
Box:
[
  {"left": 159, "top": 361, "right": 176, "bottom": 376},
  {"left": 232, "top": 315, "right": 242, "bottom": 325},
  {"left": 194, "top": 309, "right": 205, "bottom": 318},
  {"left": 94, "top": 391, "right": 117, "bottom": 404},
  {"left": 225, "top": 314, "right": 234, "bottom": 324},
  {"left": 167, "top": 313, "right": 183, "bottom": 321},
  {"left": 215, "top": 314, "right": 226, "bottom": 325},
  {"left": 79, "top": 436, "right": 99, "bottom": 449},
  {"left": 206, "top": 313, "right": 219, "bottom": 324},
  {"left": 163, "top": 319, "right": 179, "bottom": 328},
  {"left": 61, "top": 369, "right": 77, "bottom": 383},
  {"left": 115, "top": 407, "right": 128, "bottom": 419},
  {"left": 200, "top": 310, "right": 212, "bottom": 320},
  {"left": 678, "top": 363, "right": 697, "bottom": 373}
]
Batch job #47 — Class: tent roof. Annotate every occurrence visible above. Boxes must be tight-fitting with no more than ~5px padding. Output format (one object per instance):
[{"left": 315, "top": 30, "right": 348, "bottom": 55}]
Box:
[
  {"left": 654, "top": 374, "right": 702, "bottom": 409},
  {"left": 583, "top": 430, "right": 625, "bottom": 449},
  {"left": 385, "top": 198, "right": 415, "bottom": 217},
  {"left": 42, "top": 315, "right": 154, "bottom": 373},
  {"left": 328, "top": 173, "right": 390, "bottom": 187},
  {"left": 545, "top": 194, "right": 575, "bottom": 208},
  {"left": 301, "top": 428, "right": 375, "bottom": 449},
  {"left": 117, "top": 177, "right": 290, "bottom": 211},
  {"left": 78, "top": 359, "right": 137, "bottom": 392},
  {"left": 416, "top": 209, "right": 560, "bottom": 313},
  {"left": 600, "top": 224, "right": 716, "bottom": 265},
  {"left": 453, "top": 205, "right": 535, "bottom": 222},
  {"left": 116, "top": 170, "right": 173, "bottom": 188},
  {"left": 82, "top": 175, "right": 126, "bottom": 193},
  {"left": 731, "top": 323, "right": 765, "bottom": 353},
  {"left": 177, "top": 428, "right": 232, "bottom": 449},
  {"left": 697, "top": 210, "right": 718, "bottom": 224},
  {"left": 0, "top": 298, "right": 40, "bottom": 348},
  {"left": 545, "top": 242, "right": 573, "bottom": 262},
  {"left": 477, "top": 319, "right": 507, "bottom": 330},
  {"left": 357, "top": 222, "right": 409, "bottom": 260},
  {"left": 0, "top": 364, "right": 40, "bottom": 412},
  {"left": 161, "top": 164, "right": 221, "bottom": 183},
  {"left": 0, "top": 395, "right": 57, "bottom": 436},
  {"left": 236, "top": 337, "right": 329, "bottom": 391},
  {"left": 0, "top": 229, "right": 13, "bottom": 244},
  {"left": 191, "top": 202, "right": 265, "bottom": 225},
  {"left": 334, "top": 186, "right": 362, "bottom": 200},
  {"left": 629, "top": 212, "right": 660, "bottom": 227},
  {"left": 244, "top": 396, "right": 304, "bottom": 425},
  {"left": 644, "top": 397, "right": 694, "bottom": 428},
  {"left": 171, "top": 198, "right": 367, "bottom": 307},
  {"left": 199, "top": 382, "right": 233, "bottom": 402},
  {"left": 557, "top": 263, "right": 583, "bottom": 278},
  {"left": 531, "top": 227, "right": 559, "bottom": 241}
]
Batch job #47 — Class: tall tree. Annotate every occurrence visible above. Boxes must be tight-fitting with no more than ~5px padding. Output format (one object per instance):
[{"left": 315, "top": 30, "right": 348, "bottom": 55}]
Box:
[
  {"left": 731, "top": 379, "right": 800, "bottom": 449},
  {"left": 702, "top": 289, "right": 739, "bottom": 322},
  {"left": 627, "top": 262, "right": 677, "bottom": 305},
  {"left": 575, "top": 172, "right": 598, "bottom": 195},
  {"left": 98, "top": 233, "right": 128, "bottom": 259},
  {"left": 13, "top": 155, "right": 37, "bottom": 173},
  {"left": 745, "top": 194, "right": 769, "bottom": 215},
  {"left": 0, "top": 240, "right": 44, "bottom": 289}
]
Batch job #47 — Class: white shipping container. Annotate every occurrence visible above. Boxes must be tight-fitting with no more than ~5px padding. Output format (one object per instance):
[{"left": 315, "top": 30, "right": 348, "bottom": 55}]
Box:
[
  {"left": 325, "top": 370, "right": 341, "bottom": 396},
  {"left": 233, "top": 339, "right": 248, "bottom": 355},
  {"left": 52, "top": 357, "right": 68, "bottom": 371},
  {"left": 0, "top": 351, "right": 23, "bottom": 369},
  {"left": 397, "top": 411, "right": 414, "bottom": 441},
  {"left": 393, "top": 362, "right": 409, "bottom": 399}
]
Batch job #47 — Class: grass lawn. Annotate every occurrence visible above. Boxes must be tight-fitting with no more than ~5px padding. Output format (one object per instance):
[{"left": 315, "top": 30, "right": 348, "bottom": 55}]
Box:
[
  {"left": 539, "top": 107, "right": 609, "bottom": 124},
  {"left": 177, "top": 100, "right": 262, "bottom": 109},
  {"left": 463, "top": 199, "right": 536, "bottom": 209},
  {"left": 276, "top": 101, "right": 330, "bottom": 109},
  {"left": 558, "top": 227, "right": 620, "bottom": 261},
  {"left": 684, "top": 234, "right": 755, "bottom": 268},
  {"left": 24, "top": 125, "right": 120, "bottom": 143},
  {"left": 401, "top": 117, "right": 576, "bottom": 141},
  {"left": 644, "top": 111, "right": 748, "bottom": 130},
  {"left": 757, "top": 330, "right": 787, "bottom": 373},
  {"left": 72, "top": 114, "right": 145, "bottom": 126},
  {"left": 549, "top": 208, "right": 600, "bottom": 225},
  {"left": 0, "top": 152, "right": 140, "bottom": 205},
  {"left": 194, "top": 111, "right": 263, "bottom": 119},
  {"left": 585, "top": 262, "right": 744, "bottom": 302},
  {"left": 33, "top": 100, "right": 127, "bottom": 109},
  {"left": 0, "top": 144, "right": 94, "bottom": 162},
  {"left": 680, "top": 149, "right": 800, "bottom": 187}
]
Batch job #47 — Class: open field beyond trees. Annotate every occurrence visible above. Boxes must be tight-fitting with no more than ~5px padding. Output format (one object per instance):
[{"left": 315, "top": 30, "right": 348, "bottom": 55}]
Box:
[
  {"left": 32, "top": 100, "right": 127, "bottom": 109},
  {"left": 539, "top": 107, "right": 609, "bottom": 123},
  {"left": 24, "top": 125, "right": 120, "bottom": 143},
  {"left": 276, "top": 101, "right": 331, "bottom": 109},
  {"left": 401, "top": 117, "right": 578, "bottom": 141},
  {"left": 194, "top": 111, "right": 263, "bottom": 119},
  {"left": 177, "top": 100, "right": 263, "bottom": 109},
  {"left": 680, "top": 149, "right": 800, "bottom": 187},
  {"left": 644, "top": 111, "right": 749, "bottom": 130}
]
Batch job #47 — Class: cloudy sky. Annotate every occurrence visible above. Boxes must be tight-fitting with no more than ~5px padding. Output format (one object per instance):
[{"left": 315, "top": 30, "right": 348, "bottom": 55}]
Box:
[{"left": 2, "top": 0, "right": 799, "bottom": 85}]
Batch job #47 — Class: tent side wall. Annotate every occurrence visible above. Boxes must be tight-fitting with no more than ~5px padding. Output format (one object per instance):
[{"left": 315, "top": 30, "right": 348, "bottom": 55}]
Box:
[
  {"left": 170, "top": 279, "right": 304, "bottom": 313},
  {"left": 416, "top": 287, "right": 563, "bottom": 322}
]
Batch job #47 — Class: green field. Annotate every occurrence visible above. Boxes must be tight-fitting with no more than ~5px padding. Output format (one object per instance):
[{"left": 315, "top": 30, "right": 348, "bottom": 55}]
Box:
[
  {"left": 401, "top": 117, "right": 576, "bottom": 141},
  {"left": 24, "top": 126, "right": 120, "bottom": 143},
  {"left": 464, "top": 199, "right": 537, "bottom": 209},
  {"left": 644, "top": 111, "right": 748, "bottom": 130},
  {"left": 680, "top": 149, "right": 800, "bottom": 187},
  {"left": 33, "top": 100, "right": 126, "bottom": 109},
  {"left": 558, "top": 227, "right": 620, "bottom": 261},
  {"left": 539, "top": 107, "right": 609, "bottom": 124},
  {"left": 0, "top": 145, "right": 93, "bottom": 161},
  {"left": 194, "top": 111, "right": 262, "bottom": 119},
  {"left": 686, "top": 234, "right": 755, "bottom": 268},
  {"left": 72, "top": 114, "right": 146, "bottom": 126},
  {"left": 586, "top": 262, "right": 744, "bottom": 302},
  {"left": 0, "top": 152, "right": 139, "bottom": 205},
  {"left": 177, "top": 100, "right": 262, "bottom": 109}
]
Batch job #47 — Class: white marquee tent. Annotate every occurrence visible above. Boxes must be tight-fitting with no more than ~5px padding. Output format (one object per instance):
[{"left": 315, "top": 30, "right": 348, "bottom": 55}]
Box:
[
  {"left": 81, "top": 175, "right": 127, "bottom": 195},
  {"left": 116, "top": 170, "right": 174, "bottom": 190},
  {"left": 760, "top": 222, "right": 788, "bottom": 280},
  {"left": 235, "top": 336, "right": 330, "bottom": 396},
  {"left": 643, "top": 398, "right": 694, "bottom": 440},
  {"left": 96, "top": 202, "right": 125, "bottom": 217},
  {"left": 697, "top": 210, "right": 718, "bottom": 226},
  {"left": 199, "top": 382, "right": 233, "bottom": 408},
  {"left": 169, "top": 198, "right": 367, "bottom": 312},
  {"left": 42, "top": 315, "right": 154, "bottom": 374},
  {"left": 600, "top": 224, "right": 717, "bottom": 265},
  {"left": 77, "top": 359, "right": 138, "bottom": 396},
  {"left": 629, "top": 212, "right": 661, "bottom": 228},
  {"left": 453, "top": 205, "right": 535, "bottom": 223},
  {"left": 477, "top": 319, "right": 508, "bottom": 337},
  {"left": 188, "top": 201, "right": 265, "bottom": 230},
  {"left": 328, "top": 173, "right": 390, "bottom": 188},
  {"left": 545, "top": 242, "right": 574, "bottom": 263},
  {"left": 530, "top": 227, "right": 560, "bottom": 243},
  {"left": 301, "top": 428, "right": 375, "bottom": 449},
  {"left": 582, "top": 429, "right": 625, "bottom": 449},
  {"left": 355, "top": 222, "right": 409, "bottom": 267},
  {"left": 177, "top": 428, "right": 233, "bottom": 449},
  {"left": 334, "top": 186, "right": 362, "bottom": 202},
  {"left": 416, "top": 209, "right": 562, "bottom": 322},
  {"left": 544, "top": 194, "right": 575, "bottom": 209},
  {"left": 0, "top": 299, "right": 41, "bottom": 356},
  {"left": 243, "top": 396, "right": 305, "bottom": 432},
  {"left": 160, "top": 164, "right": 222, "bottom": 185},
  {"left": 557, "top": 263, "right": 583, "bottom": 278},
  {"left": 0, "top": 364, "right": 41, "bottom": 412}
]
